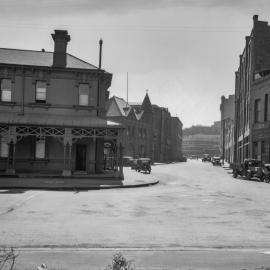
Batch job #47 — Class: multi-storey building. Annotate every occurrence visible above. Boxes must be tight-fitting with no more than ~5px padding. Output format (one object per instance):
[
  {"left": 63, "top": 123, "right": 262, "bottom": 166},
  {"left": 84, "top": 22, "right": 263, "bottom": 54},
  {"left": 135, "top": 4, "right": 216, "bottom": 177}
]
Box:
[
  {"left": 220, "top": 95, "right": 235, "bottom": 164},
  {"left": 235, "top": 15, "right": 270, "bottom": 163},
  {"left": 106, "top": 93, "right": 183, "bottom": 162},
  {"left": 0, "top": 30, "right": 123, "bottom": 178},
  {"left": 170, "top": 117, "right": 183, "bottom": 161},
  {"left": 106, "top": 94, "right": 153, "bottom": 159}
]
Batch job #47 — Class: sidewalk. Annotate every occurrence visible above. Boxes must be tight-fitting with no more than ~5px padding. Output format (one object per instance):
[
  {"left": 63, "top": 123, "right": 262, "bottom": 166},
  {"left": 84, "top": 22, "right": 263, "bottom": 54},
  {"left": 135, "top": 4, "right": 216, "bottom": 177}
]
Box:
[{"left": 0, "top": 167, "right": 159, "bottom": 190}]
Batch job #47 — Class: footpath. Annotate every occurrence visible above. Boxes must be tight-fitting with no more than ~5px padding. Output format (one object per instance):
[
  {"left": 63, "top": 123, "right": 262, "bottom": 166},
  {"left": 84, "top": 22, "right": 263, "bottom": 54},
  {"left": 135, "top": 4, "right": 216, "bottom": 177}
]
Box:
[{"left": 0, "top": 167, "right": 159, "bottom": 190}]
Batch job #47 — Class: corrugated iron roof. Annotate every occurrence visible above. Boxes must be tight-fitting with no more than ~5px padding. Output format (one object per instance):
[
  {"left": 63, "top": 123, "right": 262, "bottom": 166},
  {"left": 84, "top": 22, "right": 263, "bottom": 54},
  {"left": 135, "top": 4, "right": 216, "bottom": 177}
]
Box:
[
  {"left": 0, "top": 48, "right": 98, "bottom": 70},
  {"left": 0, "top": 112, "right": 122, "bottom": 128}
]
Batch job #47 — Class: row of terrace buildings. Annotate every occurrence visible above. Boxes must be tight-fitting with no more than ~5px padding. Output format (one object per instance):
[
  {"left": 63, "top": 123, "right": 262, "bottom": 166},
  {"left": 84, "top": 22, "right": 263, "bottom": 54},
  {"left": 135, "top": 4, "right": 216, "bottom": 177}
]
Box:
[
  {"left": 220, "top": 15, "right": 270, "bottom": 164},
  {"left": 0, "top": 29, "right": 183, "bottom": 179},
  {"left": 106, "top": 95, "right": 183, "bottom": 162}
]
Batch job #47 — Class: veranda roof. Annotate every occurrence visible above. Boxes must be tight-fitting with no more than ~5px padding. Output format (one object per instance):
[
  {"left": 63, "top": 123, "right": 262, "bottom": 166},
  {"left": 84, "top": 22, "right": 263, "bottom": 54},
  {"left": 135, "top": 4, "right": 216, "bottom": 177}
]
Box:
[{"left": 0, "top": 112, "right": 123, "bottom": 128}]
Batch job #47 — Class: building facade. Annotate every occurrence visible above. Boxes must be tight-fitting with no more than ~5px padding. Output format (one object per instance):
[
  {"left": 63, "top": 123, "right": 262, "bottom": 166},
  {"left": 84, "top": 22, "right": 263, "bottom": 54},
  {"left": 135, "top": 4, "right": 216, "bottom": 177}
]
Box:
[
  {"left": 220, "top": 95, "right": 235, "bottom": 164},
  {"left": 0, "top": 30, "right": 123, "bottom": 178},
  {"left": 235, "top": 15, "right": 270, "bottom": 163},
  {"left": 106, "top": 94, "right": 183, "bottom": 162}
]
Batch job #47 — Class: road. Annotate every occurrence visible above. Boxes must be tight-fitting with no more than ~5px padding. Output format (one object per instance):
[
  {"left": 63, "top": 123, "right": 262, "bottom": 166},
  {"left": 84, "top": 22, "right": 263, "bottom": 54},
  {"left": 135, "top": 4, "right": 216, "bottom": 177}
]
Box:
[{"left": 2, "top": 160, "right": 270, "bottom": 269}]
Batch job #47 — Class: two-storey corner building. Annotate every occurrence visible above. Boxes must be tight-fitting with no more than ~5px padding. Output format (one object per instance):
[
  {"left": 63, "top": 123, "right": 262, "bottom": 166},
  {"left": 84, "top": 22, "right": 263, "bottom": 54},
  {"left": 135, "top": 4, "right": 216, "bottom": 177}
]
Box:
[
  {"left": 0, "top": 30, "right": 123, "bottom": 178},
  {"left": 235, "top": 15, "right": 270, "bottom": 163},
  {"left": 220, "top": 95, "right": 235, "bottom": 164}
]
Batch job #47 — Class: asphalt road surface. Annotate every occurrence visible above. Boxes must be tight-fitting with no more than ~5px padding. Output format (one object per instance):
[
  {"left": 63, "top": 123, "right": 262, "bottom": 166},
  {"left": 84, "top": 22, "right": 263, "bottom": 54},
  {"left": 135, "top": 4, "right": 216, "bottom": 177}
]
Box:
[{"left": 2, "top": 160, "right": 270, "bottom": 269}]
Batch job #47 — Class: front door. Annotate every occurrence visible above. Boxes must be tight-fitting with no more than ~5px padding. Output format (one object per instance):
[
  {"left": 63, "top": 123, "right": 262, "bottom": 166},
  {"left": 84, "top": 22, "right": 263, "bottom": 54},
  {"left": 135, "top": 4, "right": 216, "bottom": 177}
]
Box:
[{"left": 75, "top": 144, "right": 87, "bottom": 171}]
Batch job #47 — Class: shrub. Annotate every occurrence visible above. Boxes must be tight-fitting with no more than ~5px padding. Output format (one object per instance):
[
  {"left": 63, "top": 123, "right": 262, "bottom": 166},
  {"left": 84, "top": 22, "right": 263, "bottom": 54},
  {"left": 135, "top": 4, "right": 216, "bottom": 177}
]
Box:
[{"left": 104, "top": 252, "right": 135, "bottom": 270}]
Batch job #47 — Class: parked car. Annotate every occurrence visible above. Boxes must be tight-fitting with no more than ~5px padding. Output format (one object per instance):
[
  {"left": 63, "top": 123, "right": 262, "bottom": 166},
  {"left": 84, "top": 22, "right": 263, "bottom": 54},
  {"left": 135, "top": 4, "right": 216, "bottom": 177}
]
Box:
[
  {"left": 136, "top": 158, "right": 151, "bottom": 174},
  {"left": 131, "top": 159, "right": 138, "bottom": 170},
  {"left": 262, "top": 163, "right": 270, "bottom": 183},
  {"left": 233, "top": 159, "right": 263, "bottom": 181},
  {"left": 202, "top": 154, "right": 211, "bottom": 162},
  {"left": 122, "top": 156, "right": 133, "bottom": 167},
  {"left": 179, "top": 156, "right": 187, "bottom": 162},
  {"left": 211, "top": 155, "right": 221, "bottom": 166}
]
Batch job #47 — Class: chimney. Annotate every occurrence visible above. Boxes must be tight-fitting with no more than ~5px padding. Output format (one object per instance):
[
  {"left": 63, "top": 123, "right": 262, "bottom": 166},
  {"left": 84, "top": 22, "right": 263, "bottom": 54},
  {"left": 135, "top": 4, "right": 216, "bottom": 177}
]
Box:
[{"left": 51, "top": 30, "right": 70, "bottom": 67}]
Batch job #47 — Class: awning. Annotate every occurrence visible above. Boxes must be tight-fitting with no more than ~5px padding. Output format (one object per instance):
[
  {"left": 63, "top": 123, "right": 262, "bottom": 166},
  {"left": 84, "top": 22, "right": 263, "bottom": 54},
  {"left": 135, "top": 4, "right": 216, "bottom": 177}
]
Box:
[{"left": 0, "top": 112, "right": 123, "bottom": 129}]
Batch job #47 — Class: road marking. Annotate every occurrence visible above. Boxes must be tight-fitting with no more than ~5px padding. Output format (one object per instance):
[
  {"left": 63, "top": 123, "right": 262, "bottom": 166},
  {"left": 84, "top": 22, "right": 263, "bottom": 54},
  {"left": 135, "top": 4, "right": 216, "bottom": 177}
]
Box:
[
  {"left": 0, "top": 191, "right": 42, "bottom": 217},
  {"left": 262, "top": 251, "right": 270, "bottom": 255}
]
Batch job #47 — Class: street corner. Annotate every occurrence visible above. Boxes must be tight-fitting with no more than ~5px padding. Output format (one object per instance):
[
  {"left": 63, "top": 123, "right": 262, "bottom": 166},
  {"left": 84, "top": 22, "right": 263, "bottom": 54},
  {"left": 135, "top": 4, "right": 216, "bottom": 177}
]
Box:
[{"left": 122, "top": 167, "right": 159, "bottom": 188}]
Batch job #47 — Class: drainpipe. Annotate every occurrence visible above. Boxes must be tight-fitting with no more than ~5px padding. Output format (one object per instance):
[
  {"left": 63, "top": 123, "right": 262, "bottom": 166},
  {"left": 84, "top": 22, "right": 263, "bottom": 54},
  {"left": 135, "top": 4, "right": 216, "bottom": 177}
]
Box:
[
  {"left": 95, "top": 39, "right": 103, "bottom": 173},
  {"left": 97, "top": 38, "right": 103, "bottom": 117}
]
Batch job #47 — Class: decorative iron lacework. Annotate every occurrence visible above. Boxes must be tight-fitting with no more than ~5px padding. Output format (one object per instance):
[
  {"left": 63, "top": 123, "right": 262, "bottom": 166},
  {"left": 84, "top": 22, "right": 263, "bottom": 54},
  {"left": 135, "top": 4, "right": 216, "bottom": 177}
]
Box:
[
  {"left": 0, "top": 125, "right": 9, "bottom": 135},
  {"left": 1, "top": 125, "right": 119, "bottom": 139},
  {"left": 16, "top": 126, "right": 65, "bottom": 137},
  {"left": 72, "top": 128, "right": 118, "bottom": 138}
]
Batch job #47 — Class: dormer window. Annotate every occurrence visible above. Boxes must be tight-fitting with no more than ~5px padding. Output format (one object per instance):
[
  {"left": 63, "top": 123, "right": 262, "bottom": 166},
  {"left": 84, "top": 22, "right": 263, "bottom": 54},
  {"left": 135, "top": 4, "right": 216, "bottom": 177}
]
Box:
[
  {"left": 36, "top": 81, "right": 47, "bottom": 103},
  {"left": 79, "top": 84, "right": 89, "bottom": 106},
  {"left": 1, "top": 79, "right": 12, "bottom": 102}
]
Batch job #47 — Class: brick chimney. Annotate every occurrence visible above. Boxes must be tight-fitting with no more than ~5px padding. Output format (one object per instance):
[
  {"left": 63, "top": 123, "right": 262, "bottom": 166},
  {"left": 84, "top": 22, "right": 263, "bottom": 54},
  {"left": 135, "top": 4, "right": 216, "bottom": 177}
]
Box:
[{"left": 51, "top": 30, "right": 71, "bottom": 67}]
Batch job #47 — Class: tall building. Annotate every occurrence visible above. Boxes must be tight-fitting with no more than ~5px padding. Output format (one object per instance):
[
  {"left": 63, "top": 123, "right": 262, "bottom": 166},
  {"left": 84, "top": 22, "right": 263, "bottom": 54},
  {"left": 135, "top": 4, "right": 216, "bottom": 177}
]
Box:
[
  {"left": 220, "top": 95, "right": 235, "bottom": 164},
  {"left": 235, "top": 15, "right": 270, "bottom": 163},
  {"left": 0, "top": 30, "right": 123, "bottom": 178}
]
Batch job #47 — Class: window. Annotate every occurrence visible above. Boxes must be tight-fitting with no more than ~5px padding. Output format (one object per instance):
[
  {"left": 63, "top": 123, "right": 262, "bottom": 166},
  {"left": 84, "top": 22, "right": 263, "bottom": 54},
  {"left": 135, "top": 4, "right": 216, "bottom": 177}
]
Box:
[
  {"left": 1, "top": 79, "right": 12, "bottom": 102},
  {"left": 264, "top": 94, "right": 268, "bottom": 122},
  {"left": 36, "top": 81, "right": 47, "bottom": 103},
  {"left": 79, "top": 84, "right": 89, "bottom": 106},
  {"left": 254, "top": 99, "right": 261, "bottom": 123},
  {"left": 35, "top": 138, "right": 46, "bottom": 159},
  {"left": 0, "top": 137, "right": 8, "bottom": 158}
]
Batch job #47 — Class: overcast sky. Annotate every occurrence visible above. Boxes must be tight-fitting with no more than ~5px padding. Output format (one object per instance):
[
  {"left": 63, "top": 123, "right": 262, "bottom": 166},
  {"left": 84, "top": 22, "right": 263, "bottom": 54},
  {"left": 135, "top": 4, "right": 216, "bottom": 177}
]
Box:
[{"left": 1, "top": 0, "right": 270, "bottom": 127}]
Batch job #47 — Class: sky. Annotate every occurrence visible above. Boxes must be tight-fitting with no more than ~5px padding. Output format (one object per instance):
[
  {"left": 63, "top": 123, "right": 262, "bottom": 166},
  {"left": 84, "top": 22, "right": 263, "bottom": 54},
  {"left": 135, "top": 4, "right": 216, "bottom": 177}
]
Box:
[{"left": 1, "top": 0, "right": 270, "bottom": 127}]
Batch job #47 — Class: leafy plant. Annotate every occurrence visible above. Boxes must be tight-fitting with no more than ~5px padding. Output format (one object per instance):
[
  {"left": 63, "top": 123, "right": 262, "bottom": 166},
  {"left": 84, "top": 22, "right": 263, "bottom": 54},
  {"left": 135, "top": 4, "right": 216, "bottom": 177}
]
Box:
[{"left": 105, "top": 252, "right": 135, "bottom": 270}]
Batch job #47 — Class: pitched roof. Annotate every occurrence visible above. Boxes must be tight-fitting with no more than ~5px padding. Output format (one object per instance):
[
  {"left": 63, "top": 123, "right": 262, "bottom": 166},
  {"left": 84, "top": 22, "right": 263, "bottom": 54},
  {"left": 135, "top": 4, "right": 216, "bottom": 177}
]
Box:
[
  {"left": 0, "top": 48, "right": 98, "bottom": 70},
  {"left": 113, "top": 96, "right": 131, "bottom": 116}
]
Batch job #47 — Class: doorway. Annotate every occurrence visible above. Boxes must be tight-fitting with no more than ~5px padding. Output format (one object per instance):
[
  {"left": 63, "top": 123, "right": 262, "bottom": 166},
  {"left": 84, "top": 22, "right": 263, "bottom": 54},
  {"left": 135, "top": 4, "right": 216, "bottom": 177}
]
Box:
[{"left": 75, "top": 144, "right": 87, "bottom": 171}]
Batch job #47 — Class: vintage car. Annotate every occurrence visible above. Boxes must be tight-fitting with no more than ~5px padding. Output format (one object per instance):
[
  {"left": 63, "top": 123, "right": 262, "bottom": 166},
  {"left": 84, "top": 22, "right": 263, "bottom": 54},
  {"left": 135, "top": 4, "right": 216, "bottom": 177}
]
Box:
[
  {"left": 202, "top": 154, "right": 211, "bottom": 162},
  {"left": 211, "top": 155, "right": 221, "bottom": 166},
  {"left": 233, "top": 159, "right": 263, "bottom": 181},
  {"left": 131, "top": 159, "right": 138, "bottom": 170},
  {"left": 136, "top": 158, "right": 151, "bottom": 174},
  {"left": 262, "top": 163, "right": 270, "bottom": 183},
  {"left": 122, "top": 156, "right": 134, "bottom": 167}
]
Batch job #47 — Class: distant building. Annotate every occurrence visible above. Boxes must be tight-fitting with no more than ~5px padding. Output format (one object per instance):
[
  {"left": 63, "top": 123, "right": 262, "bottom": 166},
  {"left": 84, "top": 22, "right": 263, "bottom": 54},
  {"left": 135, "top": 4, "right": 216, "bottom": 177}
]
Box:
[
  {"left": 220, "top": 95, "right": 235, "bottom": 164},
  {"left": 0, "top": 30, "right": 123, "bottom": 178},
  {"left": 235, "top": 15, "right": 270, "bottom": 163},
  {"left": 106, "top": 93, "right": 183, "bottom": 162},
  {"left": 182, "top": 123, "right": 221, "bottom": 157}
]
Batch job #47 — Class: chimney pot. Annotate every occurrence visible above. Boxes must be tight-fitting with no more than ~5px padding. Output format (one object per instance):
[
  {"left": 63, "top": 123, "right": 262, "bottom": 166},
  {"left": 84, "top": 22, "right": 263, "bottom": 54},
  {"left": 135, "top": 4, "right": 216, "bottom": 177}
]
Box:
[{"left": 51, "top": 30, "right": 71, "bottom": 67}]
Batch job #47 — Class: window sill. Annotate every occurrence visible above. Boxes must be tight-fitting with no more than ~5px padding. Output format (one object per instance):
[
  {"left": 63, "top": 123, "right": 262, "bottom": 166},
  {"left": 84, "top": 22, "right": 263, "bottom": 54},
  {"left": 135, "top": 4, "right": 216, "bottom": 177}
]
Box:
[
  {"left": 73, "top": 105, "right": 96, "bottom": 111},
  {"left": 28, "top": 103, "right": 51, "bottom": 109},
  {"left": 0, "top": 101, "right": 16, "bottom": 107}
]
